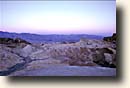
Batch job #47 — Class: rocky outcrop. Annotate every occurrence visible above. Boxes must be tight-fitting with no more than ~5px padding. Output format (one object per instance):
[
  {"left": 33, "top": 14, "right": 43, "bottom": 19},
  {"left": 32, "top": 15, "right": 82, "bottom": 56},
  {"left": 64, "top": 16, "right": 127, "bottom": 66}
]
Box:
[
  {"left": 0, "top": 38, "right": 13, "bottom": 44},
  {"left": 0, "top": 37, "right": 30, "bottom": 44},
  {"left": 0, "top": 38, "right": 31, "bottom": 48},
  {"left": 91, "top": 47, "right": 116, "bottom": 68},
  {"left": 103, "top": 33, "right": 116, "bottom": 43},
  {"left": 0, "top": 45, "right": 24, "bottom": 71},
  {"left": 20, "top": 45, "right": 37, "bottom": 57}
]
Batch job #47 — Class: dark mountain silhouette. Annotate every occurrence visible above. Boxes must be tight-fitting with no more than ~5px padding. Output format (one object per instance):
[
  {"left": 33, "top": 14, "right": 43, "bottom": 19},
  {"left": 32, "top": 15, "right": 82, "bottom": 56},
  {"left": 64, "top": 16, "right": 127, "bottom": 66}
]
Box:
[{"left": 0, "top": 31, "right": 103, "bottom": 43}]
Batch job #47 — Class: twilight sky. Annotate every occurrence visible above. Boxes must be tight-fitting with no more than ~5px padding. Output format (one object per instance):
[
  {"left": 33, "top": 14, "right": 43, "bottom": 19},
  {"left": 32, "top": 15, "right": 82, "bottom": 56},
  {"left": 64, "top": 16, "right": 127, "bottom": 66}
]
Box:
[{"left": 0, "top": 1, "right": 116, "bottom": 36}]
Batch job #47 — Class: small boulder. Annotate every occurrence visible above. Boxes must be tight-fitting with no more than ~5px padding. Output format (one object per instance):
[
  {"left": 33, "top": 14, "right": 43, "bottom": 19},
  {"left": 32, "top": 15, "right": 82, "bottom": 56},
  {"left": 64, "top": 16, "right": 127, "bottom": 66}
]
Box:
[{"left": 104, "top": 53, "right": 113, "bottom": 64}]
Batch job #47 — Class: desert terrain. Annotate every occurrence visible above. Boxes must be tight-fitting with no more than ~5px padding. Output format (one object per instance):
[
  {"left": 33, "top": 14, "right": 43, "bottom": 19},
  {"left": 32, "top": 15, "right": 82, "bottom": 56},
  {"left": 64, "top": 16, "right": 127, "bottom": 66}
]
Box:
[{"left": 0, "top": 33, "right": 116, "bottom": 76}]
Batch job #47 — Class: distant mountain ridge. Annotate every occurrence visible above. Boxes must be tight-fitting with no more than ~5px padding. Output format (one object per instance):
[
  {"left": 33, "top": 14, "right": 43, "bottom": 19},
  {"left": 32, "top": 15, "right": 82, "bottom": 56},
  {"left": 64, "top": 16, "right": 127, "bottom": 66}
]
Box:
[{"left": 0, "top": 31, "right": 103, "bottom": 43}]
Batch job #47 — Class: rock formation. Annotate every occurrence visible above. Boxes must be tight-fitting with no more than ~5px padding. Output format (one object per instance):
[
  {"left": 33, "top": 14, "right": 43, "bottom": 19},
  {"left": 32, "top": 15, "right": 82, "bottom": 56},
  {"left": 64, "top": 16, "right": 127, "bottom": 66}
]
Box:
[
  {"left": 0, "top": 37, "right": 31, "bottom": 48},
  {"left": 0, "top": 35, "right": 116, "bottom": 76},
  {"left": 103, "top": 33, "right": 116, "bottom": 43}
]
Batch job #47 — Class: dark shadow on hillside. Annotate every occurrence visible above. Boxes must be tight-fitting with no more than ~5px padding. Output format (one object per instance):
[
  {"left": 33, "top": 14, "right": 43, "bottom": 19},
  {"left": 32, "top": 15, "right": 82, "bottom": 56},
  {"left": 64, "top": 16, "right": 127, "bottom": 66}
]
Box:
[{"left": 7, "top": 7, "right": 123, "bottom": 83}]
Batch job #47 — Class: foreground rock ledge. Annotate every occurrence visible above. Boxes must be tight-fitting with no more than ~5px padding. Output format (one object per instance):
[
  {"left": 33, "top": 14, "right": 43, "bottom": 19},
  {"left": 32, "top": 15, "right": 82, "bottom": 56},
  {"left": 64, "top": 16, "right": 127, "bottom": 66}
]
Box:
[{"left": 10, "top": 65, "right": 116, "bottom": 76}]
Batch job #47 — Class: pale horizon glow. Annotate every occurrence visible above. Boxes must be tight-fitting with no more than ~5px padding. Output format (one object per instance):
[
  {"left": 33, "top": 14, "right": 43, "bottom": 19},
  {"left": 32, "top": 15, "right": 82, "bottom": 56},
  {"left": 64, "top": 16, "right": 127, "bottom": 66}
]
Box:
[{"left": 0, "top": 1, "right": 116, "bottom": 36}]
